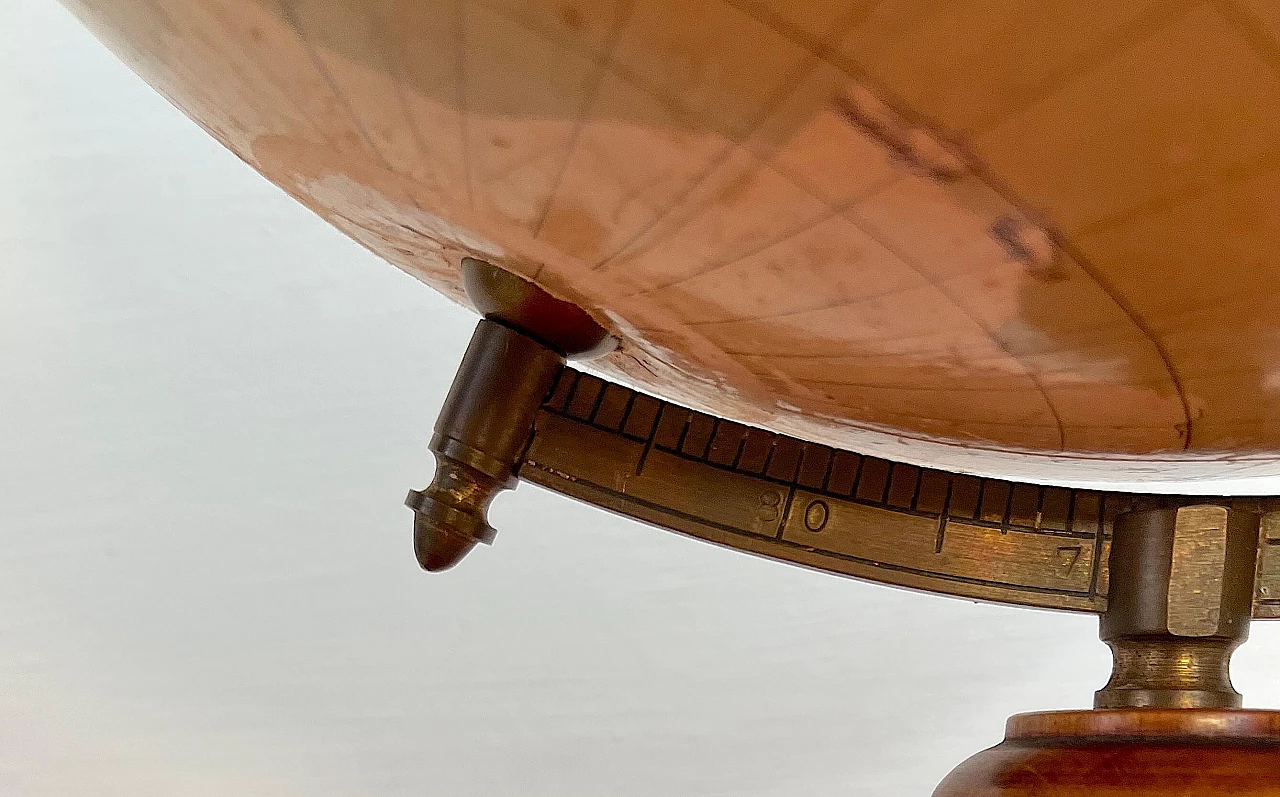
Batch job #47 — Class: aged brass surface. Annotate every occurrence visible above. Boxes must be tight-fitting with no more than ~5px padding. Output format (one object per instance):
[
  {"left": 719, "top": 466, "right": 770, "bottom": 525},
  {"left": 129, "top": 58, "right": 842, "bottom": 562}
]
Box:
[
  {"left": 405, "top": 320, "right": 563, "bottom": 570},
  {"left": 460, "top": 257, "right": 617, "bottom": 358},
  {"left": 403, "top": 260, "right": 1280, "bottom": 615},
  {"left": 60, "top": 0, "right": 1280, "bottom": 482},
  {"left": 1095, "top": 506, "right": 1259, "bottom": 708},
  {"left": 935, "top": 507, "right": 1273, "bottom": 792},
  {"left": 515, "top": 366, "right": 1280, "bottom": 615},
  {"left": 405, "top": 258, "right": 611, "bottom": 570},
  {"left": 1167, "top": 506, "right": 1233, "bottom": 636}
]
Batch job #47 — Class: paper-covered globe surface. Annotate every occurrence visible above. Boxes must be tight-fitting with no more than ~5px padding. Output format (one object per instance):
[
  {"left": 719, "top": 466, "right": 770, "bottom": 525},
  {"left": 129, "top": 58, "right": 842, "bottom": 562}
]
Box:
[{"left": 64, "top": 0, "right": 1280, "bottom": 482}]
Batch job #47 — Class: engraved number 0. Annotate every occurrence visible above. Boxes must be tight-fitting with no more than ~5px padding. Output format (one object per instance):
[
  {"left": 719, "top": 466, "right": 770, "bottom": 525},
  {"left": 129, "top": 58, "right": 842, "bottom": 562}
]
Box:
[{"left": 804, "top": 500, "right": 829, "bottom": 532}]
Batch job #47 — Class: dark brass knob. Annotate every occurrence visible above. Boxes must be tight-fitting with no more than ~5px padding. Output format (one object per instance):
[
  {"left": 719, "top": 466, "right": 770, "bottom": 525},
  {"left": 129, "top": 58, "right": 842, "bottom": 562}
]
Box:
[{"left": 406, "top": 259, "right": 612, "bottom": 571}]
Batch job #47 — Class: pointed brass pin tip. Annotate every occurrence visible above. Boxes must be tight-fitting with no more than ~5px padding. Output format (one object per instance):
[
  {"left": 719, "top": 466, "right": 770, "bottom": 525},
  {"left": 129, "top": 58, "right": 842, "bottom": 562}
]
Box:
[
  {"left": 405, "top": 464, "right": 500, "bottom": 573},
  {"left": 412, "top": 510, "right": 480, "bottom": 572}
]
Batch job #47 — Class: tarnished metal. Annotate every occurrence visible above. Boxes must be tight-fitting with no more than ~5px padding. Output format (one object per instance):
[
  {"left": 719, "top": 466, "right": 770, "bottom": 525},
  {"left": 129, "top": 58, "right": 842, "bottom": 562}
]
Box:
[
  {"left": 405, "top": 259, "right": 612, "bottom": 571},
  {"left": 406, "top": 320, "right": 564, "bottom": 570},
  {"left": 516, "top": 367, "right": 1280, "bottom": 616},
  {"left": 409, "top": 261, "right": 1280, "bottom": 619},
  {"left": 460, "top": 258, "right": 616, "bottom": 360},
  {"left": 1254, "top": 511, "right": 1280, "bottom": 617},
  {"left": 1167, "top": 506, "right": 1231, "bottom": 637},
  {"left": 1095, "top": 506, "right": 1260, "bottom": 709}
]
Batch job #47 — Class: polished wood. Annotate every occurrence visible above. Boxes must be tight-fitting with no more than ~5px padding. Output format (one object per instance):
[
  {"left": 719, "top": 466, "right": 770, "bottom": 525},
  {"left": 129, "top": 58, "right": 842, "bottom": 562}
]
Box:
[
  {"left": 60, "top": 0, "right": 1280, "bottom": 481},
  {"left": 934, "top": 709, "right": 1280, "bottom": 796}
]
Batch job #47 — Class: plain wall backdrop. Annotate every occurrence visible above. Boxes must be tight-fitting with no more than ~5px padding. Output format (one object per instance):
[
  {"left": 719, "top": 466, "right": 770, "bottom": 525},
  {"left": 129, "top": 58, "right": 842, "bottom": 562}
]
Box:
[{"left": 3, "top": 2, "right": 1279, "bottom": 795}]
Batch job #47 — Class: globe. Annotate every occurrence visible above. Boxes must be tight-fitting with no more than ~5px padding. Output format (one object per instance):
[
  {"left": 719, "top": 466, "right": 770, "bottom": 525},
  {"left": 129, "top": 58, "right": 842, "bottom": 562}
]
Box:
[{"left": 60, "top": 0, "right": 1280, "bottom": 483}]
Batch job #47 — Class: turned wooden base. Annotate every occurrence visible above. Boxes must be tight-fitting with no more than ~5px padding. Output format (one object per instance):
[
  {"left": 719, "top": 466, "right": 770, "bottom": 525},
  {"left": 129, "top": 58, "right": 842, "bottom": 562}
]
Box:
[{"left": 933, "top": 709, "right": 1280, "bottom": 796}]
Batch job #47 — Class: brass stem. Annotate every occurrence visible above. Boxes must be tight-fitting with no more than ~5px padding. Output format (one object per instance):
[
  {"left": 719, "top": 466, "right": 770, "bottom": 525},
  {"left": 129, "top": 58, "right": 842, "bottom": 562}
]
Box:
[{"left": 1095, "top": 506, "right": 1260, "bottom": 709}]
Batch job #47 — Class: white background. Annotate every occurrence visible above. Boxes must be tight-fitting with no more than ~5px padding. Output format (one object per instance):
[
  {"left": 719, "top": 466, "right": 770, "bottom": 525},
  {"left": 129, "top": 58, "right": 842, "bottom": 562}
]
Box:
[{"left": 3, "top": 2, "right": 1279, "bottom": 795}]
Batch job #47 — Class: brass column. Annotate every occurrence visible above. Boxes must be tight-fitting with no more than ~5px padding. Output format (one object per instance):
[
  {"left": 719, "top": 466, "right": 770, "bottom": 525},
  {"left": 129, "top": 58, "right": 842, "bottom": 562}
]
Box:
[{"left": 1096, "top": 505, "right": 1261, "bottom": 709}]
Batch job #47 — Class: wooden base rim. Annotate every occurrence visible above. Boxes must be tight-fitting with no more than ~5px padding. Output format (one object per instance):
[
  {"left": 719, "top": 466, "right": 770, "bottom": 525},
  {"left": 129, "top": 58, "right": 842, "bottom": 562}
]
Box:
[
  {"left": 936, "top": 710, "right": 1280, "bottom": 796},
  {"left": 1006, "top": 709, "right": 1280, "bottom": 741}
]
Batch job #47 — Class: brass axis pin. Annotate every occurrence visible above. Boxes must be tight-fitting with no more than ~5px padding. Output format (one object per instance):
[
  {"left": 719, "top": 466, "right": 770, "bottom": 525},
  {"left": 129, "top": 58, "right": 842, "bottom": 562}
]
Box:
[{"left": 405, "top": 258, "right": 613, "bottom": 570}]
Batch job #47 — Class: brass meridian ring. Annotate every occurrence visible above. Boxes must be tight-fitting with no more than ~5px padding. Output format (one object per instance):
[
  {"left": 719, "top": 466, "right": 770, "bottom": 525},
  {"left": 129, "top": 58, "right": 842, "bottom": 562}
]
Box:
[{"left": 523, "top": 367, "right": 1280, "bottom": 617}]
